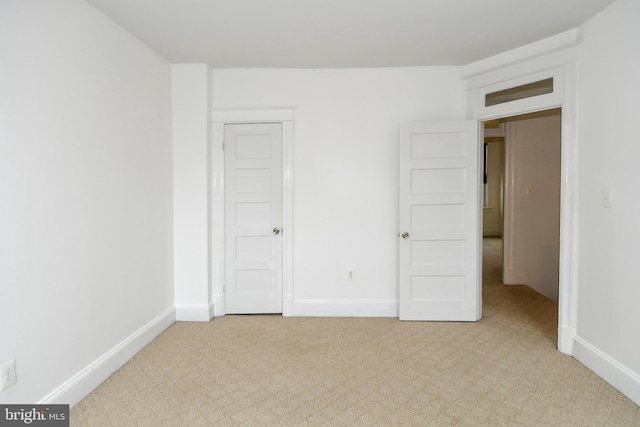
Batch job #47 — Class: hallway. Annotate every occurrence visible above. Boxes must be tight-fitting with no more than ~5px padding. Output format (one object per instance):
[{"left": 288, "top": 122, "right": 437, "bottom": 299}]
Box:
[{"left": 482, "top": 236, "right": 558, "bottom": 346}]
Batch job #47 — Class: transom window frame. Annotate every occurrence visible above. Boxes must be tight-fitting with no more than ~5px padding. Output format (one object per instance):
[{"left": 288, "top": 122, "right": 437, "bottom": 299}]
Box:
[{"left": 474, "top": 67, "right": 564, "bottom": 120}]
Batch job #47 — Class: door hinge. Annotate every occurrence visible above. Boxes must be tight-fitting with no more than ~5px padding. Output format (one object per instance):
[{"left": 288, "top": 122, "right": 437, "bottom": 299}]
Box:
[{"left": 222, "top": 140, "right": 225, "bottom": 150}]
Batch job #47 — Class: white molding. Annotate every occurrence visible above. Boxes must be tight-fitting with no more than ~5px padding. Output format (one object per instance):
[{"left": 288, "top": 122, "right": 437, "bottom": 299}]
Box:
[
  {"left": 558, "top": 60, "right": 580, "bottom": 358},
  {"left": 281, "top": 119, "right": 295, "bottom": 317},
  {"left": 466, "top": 44, "right": 579, "bottom": 355},
  {"left": 213, "top": 293, "right": 225, "bottom": 317},
  {"left": 175, "top": 302, "right": 215, "bottom": 321},
  {"left": 463, "top": 28, "right": 580, "bottom": 80},
  {"left": 211, "top": 108, "right": 295, "bottom": 317},
  {"left": 466, "top": 46, "right": 580, "bottom": 96},
  {"left": 283, "top": 294, "right": 294, "bottom": 317},
  {"left": 211, "top": 122, "right": 225, "bottom": 317},
  {"left": 573, "top": 337, "right": 640, "bottom": 406},
  {"left": 211, "top": 108, "right": 295, "bottom": 123},
  {"left": 39, "top": 307, "right": 175, "bottom": 408},
  {"left": 292, "top": 299, "right": 398, "bottom": 317},
  {"left": 558, "top": 325, "right": 575, "bottom": 354}
]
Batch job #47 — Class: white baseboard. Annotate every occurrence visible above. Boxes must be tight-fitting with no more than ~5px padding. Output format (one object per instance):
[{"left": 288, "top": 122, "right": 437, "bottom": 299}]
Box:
[
  {"left": 39, "top": 306, "right": 175, "bottom": 408},
  {"left": 573, "top": 336, "right": 640, "bottom": 406},
  {"left": 292, "top": 299, "right": 398, "bottom": 317},
  {"left": 175, "top": 302, "right": 215, "bottom": 321}
]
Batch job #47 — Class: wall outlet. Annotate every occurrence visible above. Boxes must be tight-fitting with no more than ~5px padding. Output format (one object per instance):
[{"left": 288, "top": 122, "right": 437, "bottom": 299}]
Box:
[
  {"left": 346, "top": 268, "right": 355, "bottom": 281},
  {"left": 602, "top": 189, "right": 613, "bottom": 208},
  {"left": 1, "top": 359, "right": 17, "bottom": 391}
]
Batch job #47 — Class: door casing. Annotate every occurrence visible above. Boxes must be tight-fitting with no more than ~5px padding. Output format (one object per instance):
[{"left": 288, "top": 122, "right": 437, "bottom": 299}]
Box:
[
  {"left": 465, "top": 44, "right": 579, "bottom": 355},
  {"left": 211, "top": 108, "right": 295, "bottom": 317}
]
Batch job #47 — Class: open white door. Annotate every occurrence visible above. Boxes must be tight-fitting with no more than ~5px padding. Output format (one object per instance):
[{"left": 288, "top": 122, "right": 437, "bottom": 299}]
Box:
[
  {"left": 399, "top": 121, "right": 481, "bottom": 321},
  {"left": 225, "top": 123, "right": 283, "bottom": 314}
]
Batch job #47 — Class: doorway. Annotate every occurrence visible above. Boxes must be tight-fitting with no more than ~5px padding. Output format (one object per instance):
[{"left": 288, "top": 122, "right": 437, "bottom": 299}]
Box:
[
  {"left": 482, "top": 109, "right": 562, "bottom": 338},
  {"left": 211, "top": 108, "right": 295, "bottom": 317}
]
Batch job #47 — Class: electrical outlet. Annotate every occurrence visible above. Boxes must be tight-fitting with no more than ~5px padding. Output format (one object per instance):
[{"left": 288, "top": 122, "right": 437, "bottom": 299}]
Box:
[
  {"left": 346, "top": 268, "right": 355, "bottom": 281},
  {"left": 602, "top": 189, "right": 613, "bottom": 208},
  {"left": 1, "top": 359, "right": 17, "bottom": 391}
]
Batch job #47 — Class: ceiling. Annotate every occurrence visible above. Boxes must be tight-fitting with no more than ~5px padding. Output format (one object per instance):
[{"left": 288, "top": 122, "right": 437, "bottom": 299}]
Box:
[{"left": 84, "top": 0, "right": 615, "bottom": 68}]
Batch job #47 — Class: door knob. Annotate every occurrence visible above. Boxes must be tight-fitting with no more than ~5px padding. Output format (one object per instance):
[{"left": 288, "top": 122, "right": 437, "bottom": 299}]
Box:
[
  {"left": 273, "top": 228, "right": 281, "bottom": 235},
  {"left": 402, "top": 232, "right": 409, "bottom": 239}
]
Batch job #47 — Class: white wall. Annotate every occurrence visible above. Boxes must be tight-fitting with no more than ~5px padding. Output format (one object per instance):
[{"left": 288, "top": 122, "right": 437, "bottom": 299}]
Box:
[
  {"left": 0, "top": 0, "right": 174, "bottom": 405},
  {"left": 211, "top": 68, "right": 465, "bottom": 314},
  {"left": 172, "top": 64, "right": 214, "bottom": 321},
  {"left": 504, "top": 110, "right": 561, "bottom": 301},
  {"left": 575, "top": 0, "right": 640, "bottom": 401}
]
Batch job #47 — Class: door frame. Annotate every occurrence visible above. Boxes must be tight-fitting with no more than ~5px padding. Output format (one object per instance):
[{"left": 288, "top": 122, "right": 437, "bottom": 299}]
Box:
[
  {"left": 211, "top": 108, "right": 295, "bottom": 317},
  {"left": 465, "top": 37, "right": 580, "bottom": 355}
]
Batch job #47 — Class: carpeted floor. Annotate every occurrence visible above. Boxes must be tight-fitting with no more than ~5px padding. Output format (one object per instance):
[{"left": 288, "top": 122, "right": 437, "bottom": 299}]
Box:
[{"left": 71, "top": 238, "right": 640, "bottom": 426}]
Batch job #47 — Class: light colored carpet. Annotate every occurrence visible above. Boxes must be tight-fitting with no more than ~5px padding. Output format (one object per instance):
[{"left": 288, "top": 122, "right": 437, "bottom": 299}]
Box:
[{"left": 71, "top": 238, "right": 640, "bottom": 426}]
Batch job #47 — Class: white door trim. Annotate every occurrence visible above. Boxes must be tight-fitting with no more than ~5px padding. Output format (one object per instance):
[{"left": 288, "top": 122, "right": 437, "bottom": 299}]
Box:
[
  {"left": 465, "top": 40, "right": 579, "bottom": 355},
  {"left": 211, "top": 108, "right": 295, "bottom": 317}
]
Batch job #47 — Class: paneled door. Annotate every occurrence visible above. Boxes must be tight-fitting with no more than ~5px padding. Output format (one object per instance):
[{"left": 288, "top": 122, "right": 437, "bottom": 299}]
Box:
[
  {"left": 225, "top": 123, "right": 282, "bottom": 314},
  {"left": 398, "top": 121, "right": 481, "bottom": 321}
]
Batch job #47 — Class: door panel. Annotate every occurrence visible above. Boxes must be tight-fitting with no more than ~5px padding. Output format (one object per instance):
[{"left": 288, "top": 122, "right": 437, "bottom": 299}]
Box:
[
  {"left": 225, "top": 123, "right": 282, "bottom": 314},
  {"left": 399, "top": 121, "right": 480, "bottom": 321}
]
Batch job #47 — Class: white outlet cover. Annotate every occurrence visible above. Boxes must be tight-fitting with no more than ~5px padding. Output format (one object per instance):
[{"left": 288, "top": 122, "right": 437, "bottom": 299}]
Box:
[
  {"left": 0, "top": 359, "right": 17, "bottom": 391},
  {"left": 346, "top": 268, "right": 355, "bottom": 280}
]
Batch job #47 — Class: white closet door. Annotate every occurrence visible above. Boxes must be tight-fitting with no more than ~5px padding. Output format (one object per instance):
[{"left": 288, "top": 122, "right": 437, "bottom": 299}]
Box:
[{"left": 225, "top": 123, "right": 282, "bottom": 314}]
